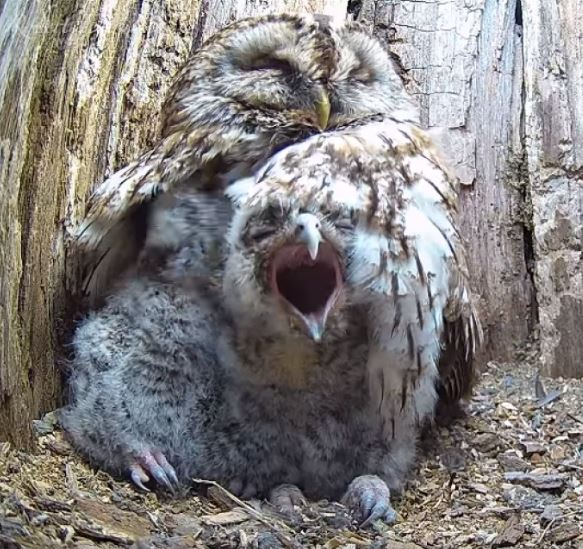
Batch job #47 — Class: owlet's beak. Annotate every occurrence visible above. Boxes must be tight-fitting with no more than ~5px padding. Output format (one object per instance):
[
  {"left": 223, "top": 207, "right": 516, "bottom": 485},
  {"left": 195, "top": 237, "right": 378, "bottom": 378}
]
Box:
[
  {"left": 296, "top": 213, "right": 322, "bottom": 260},
  {"left": 315, "top": 90, "right": 330, "bottom": 130}
]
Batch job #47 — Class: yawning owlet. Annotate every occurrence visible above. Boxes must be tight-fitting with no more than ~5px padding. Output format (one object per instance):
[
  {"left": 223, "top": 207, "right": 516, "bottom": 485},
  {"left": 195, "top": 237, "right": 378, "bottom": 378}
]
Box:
[{"left": 226, "top": 117, "right": 482, "bottom": 431}]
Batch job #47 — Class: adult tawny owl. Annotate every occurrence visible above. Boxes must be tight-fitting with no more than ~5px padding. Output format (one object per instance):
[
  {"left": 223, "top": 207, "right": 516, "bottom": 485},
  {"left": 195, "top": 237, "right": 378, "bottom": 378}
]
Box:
[
  {"left": 76, "top": 13, "right": 417, "bottom": 300},
  {"left": 61, "top": 116, "right": 481, "bottom": 525}
]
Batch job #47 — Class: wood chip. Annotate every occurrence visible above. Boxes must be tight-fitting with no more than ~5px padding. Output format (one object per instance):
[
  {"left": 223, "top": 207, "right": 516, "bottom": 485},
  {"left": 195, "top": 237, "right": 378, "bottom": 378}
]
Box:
[
  {"left": 473, "top": 433, "right": 500, "bottom": 453},
  {"left": 547, "top": 522, "right": 581, "bottom": 544},
  {"left": 1, "top": 360, "right": 582, "bottom": 548},
  {"left": 520, "top": 441, "right": 547, "bottom": 456},
  {"left": 0, "top": 534, "right": 23, "bottom": 549},
  {"left": 74, "top": 522, "right": 138, "bottom": 545},
  {"left": 73, "top": 498, "right": 152, "bottom": 543},
  {"left": 202, "top": 509, "right": 249, "bottom": 526},
  {"left": 498, "top": 451, "right": 530, "bottom": 472},
  {"left": 504, "top": 472, "right": 568, "bottom": 491},
  {"left": 536, "top": 389, "right": 562, "bottom": 408},
  {"left": 540, "top": 504, "right": 563, "bottom": 525},
  {"left": 469, "top": 483, "right": 489, "bottom": 494},
  {"left": 492, "top": 514, "right": 525, "bottom": 547},
  {"left": 0, "top": 518, "right": 28, "bottom": 539},
  {"left": 65, "top": 462, "right": 81, "bottom": 498}
]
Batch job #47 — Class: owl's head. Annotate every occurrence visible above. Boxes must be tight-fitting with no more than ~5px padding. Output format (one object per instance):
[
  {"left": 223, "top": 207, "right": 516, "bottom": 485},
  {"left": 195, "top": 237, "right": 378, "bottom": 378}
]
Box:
[
  {"left": 329, "top": 21, "right": 418, "bottom": 123},
  {"left": 163, "top": 15, "right": 417, "bottom": 137},
  {"left": 164, "top": 15, "right": 336, "bottom": 133},
  {"left": 223, "top": 198, "right": 353, "bottom": 342}
]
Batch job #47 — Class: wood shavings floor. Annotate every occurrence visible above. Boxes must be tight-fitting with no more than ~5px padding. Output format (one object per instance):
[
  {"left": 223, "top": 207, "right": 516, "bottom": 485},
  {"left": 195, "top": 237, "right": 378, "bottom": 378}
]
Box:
[{"left": 1, "top": 360, "right": 582, "bottom": 548}]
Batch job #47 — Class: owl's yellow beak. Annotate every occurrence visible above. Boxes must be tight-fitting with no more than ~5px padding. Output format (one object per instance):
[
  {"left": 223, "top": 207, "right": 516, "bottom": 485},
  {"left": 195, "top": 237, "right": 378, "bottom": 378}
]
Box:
[{"left": 315, "top": 91, "right": 330, "bottom": 130}]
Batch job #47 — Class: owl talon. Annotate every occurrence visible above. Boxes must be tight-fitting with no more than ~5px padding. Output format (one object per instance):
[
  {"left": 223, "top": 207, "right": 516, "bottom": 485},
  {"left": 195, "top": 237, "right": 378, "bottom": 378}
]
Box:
[
  {"left": 129, "top": 450, "right": 179, "bottom": 493},
  {"left": 149, "top": 464, "right": 174, "bottom": 492},
  {"left": 152, "top": 450, "right": 179, "bottom": 486},
  {"left": 139, "top": 451, "right": 177, "bottom": 493},
  {"left": 129, "top": 464, "right": 151, "bottom": 492},
  {"left": 360, "top": 501, "right": 397, "bottom": 527},
  {"left": 342, "top": 475, "right": 397, "bottom": 527}
]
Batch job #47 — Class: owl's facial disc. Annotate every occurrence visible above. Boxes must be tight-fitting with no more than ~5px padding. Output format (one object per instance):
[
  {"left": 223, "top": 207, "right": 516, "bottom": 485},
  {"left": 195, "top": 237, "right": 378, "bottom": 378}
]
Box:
[{"left": 270, "top": 242, "right": 342, "bottom": 342}]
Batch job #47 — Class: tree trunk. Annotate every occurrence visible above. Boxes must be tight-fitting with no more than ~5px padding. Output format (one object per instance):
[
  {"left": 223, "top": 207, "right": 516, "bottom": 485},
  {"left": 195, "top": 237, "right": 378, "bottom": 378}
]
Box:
[
  {"left": 522, "top": 0, "right": 583, "bottom": 378},
  {"left": 0, "top": 0, "right": 581, "bottom": 447},
  {"left": 358, "top": 0, "right": 536, "bottom": 363}
]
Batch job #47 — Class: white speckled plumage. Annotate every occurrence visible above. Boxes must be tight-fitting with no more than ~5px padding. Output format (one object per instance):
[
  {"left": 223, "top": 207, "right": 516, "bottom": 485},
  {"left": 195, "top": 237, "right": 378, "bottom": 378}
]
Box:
[{"left": 227, "top": 118, "right": 481, "bottom": 436}]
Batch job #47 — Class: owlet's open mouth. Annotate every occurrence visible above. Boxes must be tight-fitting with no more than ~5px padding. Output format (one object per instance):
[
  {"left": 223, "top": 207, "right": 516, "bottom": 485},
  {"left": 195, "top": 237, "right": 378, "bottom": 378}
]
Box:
[{"left": 270, "top": 242, "right": 343, "bottom": 341}]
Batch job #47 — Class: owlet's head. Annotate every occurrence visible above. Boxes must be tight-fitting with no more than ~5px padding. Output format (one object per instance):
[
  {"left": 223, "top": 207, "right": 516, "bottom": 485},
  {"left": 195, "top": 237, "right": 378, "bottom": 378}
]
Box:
[{"left": 223, "top": 198, "right": 352, "bottom": 342}]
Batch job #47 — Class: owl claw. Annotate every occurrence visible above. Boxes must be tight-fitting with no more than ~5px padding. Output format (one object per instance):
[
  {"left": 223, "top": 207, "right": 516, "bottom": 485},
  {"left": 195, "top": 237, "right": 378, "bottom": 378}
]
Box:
[
  {"left": 129, "top": 464, "right": 151, "bottom": 492},
  {"left": 149, "top": 463, "right": 174, "bottom": 492},
  {"left": 128, "top": 450, "right": 179, "bottom": 493},
  {"left": 360, "top": 500, "right": 397, "bottom": 527},
  {"left": 342, "top": 475, "right": 397, "bottom": 527},
  {"left": 152, "top": 450, "right": 179, "bottom": 486}
]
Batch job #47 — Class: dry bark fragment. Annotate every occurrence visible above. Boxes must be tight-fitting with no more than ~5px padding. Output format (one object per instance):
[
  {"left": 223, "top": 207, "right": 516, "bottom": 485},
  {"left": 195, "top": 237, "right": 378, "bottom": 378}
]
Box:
[
  {"left": 504, "top": 472, "right": 568, "bottom": 491},
  {"left": 546, "top": 522, "right": 581, "bottom": 544},
  {"left": 520, "top": 441, "right": 547, "bottom": 456},
  {"left": 492, "top": 514, "right": 525, "bottom": 547}
]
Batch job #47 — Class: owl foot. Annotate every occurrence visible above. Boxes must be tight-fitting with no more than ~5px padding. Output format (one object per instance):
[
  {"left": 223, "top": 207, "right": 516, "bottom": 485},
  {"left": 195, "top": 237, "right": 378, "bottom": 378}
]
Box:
[
  {"left": 341, "top": 475, "right": 397, "bottom": 527},
  {"left": 268, "top": 484, "right": 307, "bottom": 515},
  {"left": 128, "top": 450, "right": 179, "bottom": 493}
]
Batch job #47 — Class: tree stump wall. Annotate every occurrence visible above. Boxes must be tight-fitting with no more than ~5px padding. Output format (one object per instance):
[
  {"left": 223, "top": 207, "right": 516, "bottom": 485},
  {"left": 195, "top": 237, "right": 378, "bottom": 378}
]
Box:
[{"left": 0, "top": 0, "right": 581, "bottom": 447}]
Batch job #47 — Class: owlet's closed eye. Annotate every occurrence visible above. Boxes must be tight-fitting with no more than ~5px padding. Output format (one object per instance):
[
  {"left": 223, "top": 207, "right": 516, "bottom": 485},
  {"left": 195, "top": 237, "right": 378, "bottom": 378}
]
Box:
[
  {"left": 248, "top": 226, "right": 277, "bottom": 241},
  {"left": 348, "top": 65, "right": 376, "bottom": 84},
  {"left": 245, "top": 205, "right": 288, "bottom": 241},
  {"left": 244, "top": 56, "right": 296, "bottom": 73},
  {"left": 325, "top": 210, "right": 357, "bottom": 232},
  {"left": 334, "top": 219, "right": 356, "bottom": 232}
]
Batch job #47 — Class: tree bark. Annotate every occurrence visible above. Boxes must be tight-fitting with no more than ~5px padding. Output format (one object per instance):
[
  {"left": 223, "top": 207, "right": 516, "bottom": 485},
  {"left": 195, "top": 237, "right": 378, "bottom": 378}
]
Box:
[
  {"left": 522, "top": 0, "right": 583, "bottom": 378},
  {"left": 0, "top": 0, "right": 581, "bottom": 447},
  {"left": 362, "top": 0, "right": 582, "bottom": 377}
]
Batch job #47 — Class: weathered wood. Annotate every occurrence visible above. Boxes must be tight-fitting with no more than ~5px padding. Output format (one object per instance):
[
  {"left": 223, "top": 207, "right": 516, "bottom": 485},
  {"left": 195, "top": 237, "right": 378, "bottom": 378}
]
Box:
[
  {"left": 362, "top": 0, "right": 583, "bottom": 376},
  {"left": 522, "top": 0, "right": 583, "bottom": 378},
  {"left": 0, "top": 0, "right": 57, "bottom": 448},
  {"left": 0, "top": 0, "right": 346, "bottom": 447}
]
